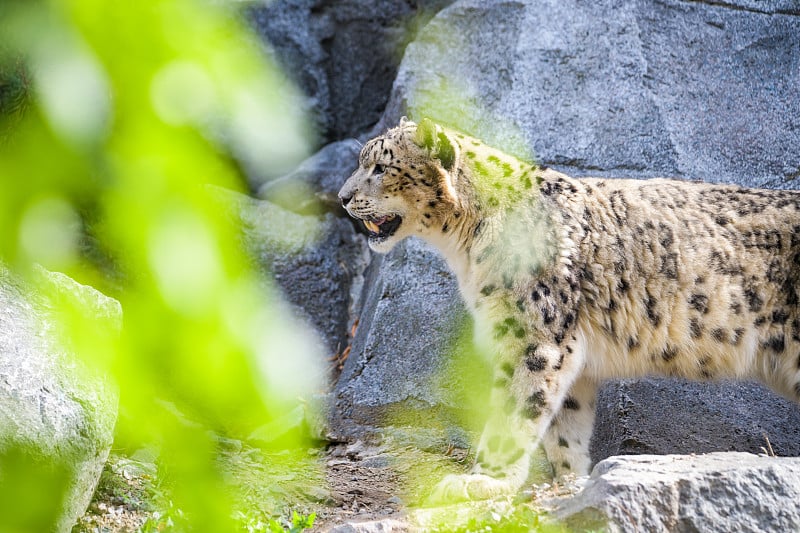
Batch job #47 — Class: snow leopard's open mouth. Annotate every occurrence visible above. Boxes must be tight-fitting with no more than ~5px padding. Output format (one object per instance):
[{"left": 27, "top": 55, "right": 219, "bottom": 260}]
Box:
[{"left": 362, "top": 214, "right": 402, "bottom": 240}]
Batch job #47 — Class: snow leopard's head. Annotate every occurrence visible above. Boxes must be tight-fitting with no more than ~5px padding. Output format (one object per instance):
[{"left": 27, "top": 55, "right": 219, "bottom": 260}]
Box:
[{"left": 338, "top": 118, "right": 460, "bottom": 253}]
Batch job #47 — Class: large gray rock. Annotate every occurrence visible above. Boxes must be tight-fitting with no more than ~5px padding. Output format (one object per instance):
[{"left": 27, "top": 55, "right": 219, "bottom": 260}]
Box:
[
  {"left": 0, "top": 267, "right": 119, "bottom": 532},
  {"left": 248, "top": 0, "right": 454, "bottom": 145},
  {"left": 591, "top": 378, "right": 800, "bottom": 463},
  {"left": 552, "top": 452, "right": 800, "bottom": 532},
  {"left": 218, "top": 187, "right": 370, "bottom": 362},
  {"left": 331, "top": 238, "right": 470, "bottom": 441},
  {"left": 383, "top": 0, "right": 800, "bottom": 187}
]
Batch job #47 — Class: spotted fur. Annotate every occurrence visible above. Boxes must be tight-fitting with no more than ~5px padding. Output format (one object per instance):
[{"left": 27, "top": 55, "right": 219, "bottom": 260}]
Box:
[{"left": 338, "top": 118, "right": 800, "bottom": 501}]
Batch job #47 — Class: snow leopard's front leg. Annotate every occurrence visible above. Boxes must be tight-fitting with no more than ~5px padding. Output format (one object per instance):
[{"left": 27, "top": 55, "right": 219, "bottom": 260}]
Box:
[{"left": 429, "top": 337, "right": 585, "bottom": 502}]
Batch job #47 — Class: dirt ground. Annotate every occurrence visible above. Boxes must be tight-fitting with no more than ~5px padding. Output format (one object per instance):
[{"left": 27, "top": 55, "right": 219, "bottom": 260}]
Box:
[
  {"left": 74, "top": 436, "right": 589, "bottom": 533},
  {"left": 74, "top": 439, "right": 471, "bottom": 532}
]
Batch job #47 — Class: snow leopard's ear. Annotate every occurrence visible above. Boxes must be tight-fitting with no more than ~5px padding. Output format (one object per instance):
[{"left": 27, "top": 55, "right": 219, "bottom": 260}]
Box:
[
  {"left": 413, "top": 118, "right": 455, "bottom": 171},
  {"left": 413, "top": 117, "right": 437, "bottom": 150}
]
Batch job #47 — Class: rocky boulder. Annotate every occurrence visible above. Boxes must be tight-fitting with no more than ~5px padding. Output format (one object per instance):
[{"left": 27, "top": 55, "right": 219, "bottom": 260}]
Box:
[
  {"left": 551, "top": 452, "right": 800, "bottom": 532},
  {"left": 331, "top": 238, "right": 470, "bottom": 443},
  {"left": 0, "top": 267, "right": 119, "bottom": 532},
  {"left": 591, "top": 378, "right": 800, "bottom": 463},
  {"left": 383, "top": 0, "right": 800, "bottom": 187},
  {"left": 248, "top": 0, "right": 454, "bottom": 148},
  {"left": 216, "top": 187, "right": 371, "bottom": 367}
]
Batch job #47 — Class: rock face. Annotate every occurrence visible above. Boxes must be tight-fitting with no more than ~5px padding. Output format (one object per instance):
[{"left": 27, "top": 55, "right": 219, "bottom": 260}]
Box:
[
  {"left": 249, "top": 0, "right": 454, "bottom": 146},
  {"left": 384, "top": 0, "right": 800, "bottom": 187},
  {"left": 552, "top": 452, "right": 800, "bottom": 533},
  {"left": 591, "top": 378, "right": 800, "bottom": 463},
  {"left": 331, "top": 238, "right": 468, "bottom": 441},
  {"left": 0, "top": 267, "right": 119, "bottom": 532},
  {"left": 217, "top": 187, "right": 370, "bottom": 362},
  {"left": 240, "top": 0, "right": 800, "bottom": 528}
]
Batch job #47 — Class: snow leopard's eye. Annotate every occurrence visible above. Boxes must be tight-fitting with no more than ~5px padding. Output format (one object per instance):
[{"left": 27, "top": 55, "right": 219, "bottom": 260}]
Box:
[{"left": 373, "top": 164, "right": 386, "bottom": 175}]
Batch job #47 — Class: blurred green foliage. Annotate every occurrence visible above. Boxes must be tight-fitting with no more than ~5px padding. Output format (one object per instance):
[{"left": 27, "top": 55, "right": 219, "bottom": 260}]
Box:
[
  {"left": 232, "top": 510, "right": 315, "bottom": 533},
  {"left": 0, "top": 0, "right": 322, "bottom": 530},
  {"left": 0, "top": 445, "right": 73, "bottom": 532},
  {"left": 430, "top": 505, "right": 571, "bottom": 533}
]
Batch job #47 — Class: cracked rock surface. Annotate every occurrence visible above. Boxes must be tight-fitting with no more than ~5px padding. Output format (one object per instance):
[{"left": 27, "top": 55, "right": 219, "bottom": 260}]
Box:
[
  {"left": 551, "top": 452, "right": 800, "bottom": 533},
  {"left": 383, "top": 0, "right": 800, "bottom": 187}
]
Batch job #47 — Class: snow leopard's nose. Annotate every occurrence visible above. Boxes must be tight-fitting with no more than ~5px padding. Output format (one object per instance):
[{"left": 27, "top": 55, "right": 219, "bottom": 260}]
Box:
[{"left": 338, "top": 172, "right": 359, "bottom": 207}]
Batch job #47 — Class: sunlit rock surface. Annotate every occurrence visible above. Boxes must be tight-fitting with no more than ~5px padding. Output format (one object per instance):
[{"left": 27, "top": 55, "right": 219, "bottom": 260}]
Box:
[
  {"left": 0, "top": 267, "right": 119, "bottom": 532},
  {"left": 384, "top": 0, "right": 800, "bottom": 187},
  {"left": 551, "top": 452, "right": 800, "bottom": 533}
]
